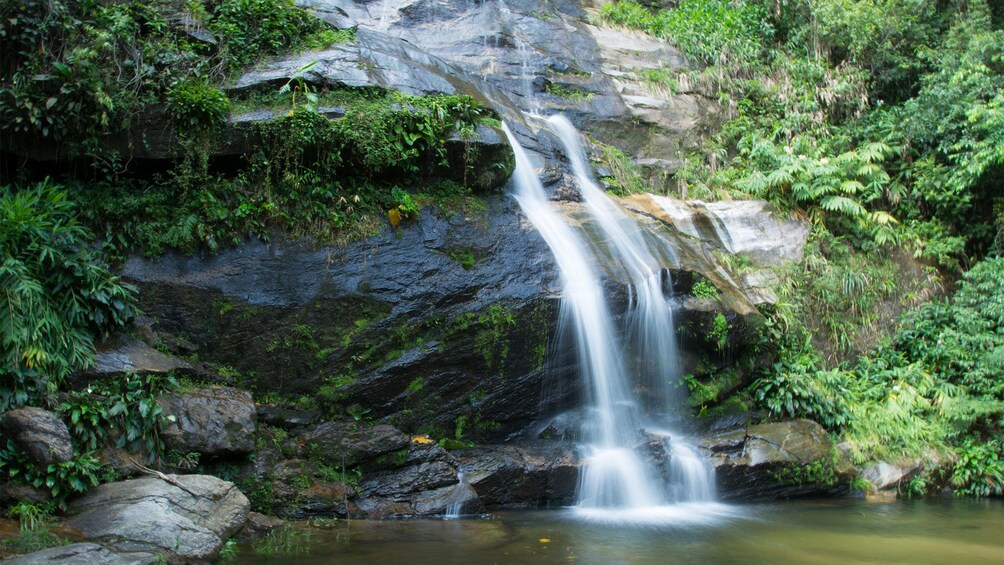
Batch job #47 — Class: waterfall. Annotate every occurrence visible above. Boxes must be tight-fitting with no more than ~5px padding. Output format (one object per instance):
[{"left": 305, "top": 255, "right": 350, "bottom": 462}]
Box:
[
  {"left": 504, "top": 117, "right": 724, "bottom": 523},
  {"left": 547, "top": 115, "right": 685, "bottom": 415}
]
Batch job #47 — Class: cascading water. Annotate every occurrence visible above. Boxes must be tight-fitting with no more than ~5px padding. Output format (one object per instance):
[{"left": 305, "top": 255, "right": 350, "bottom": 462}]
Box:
[
  {"left": 547, "top": 114, "right": 684, "bottom": 415},
  {"left": 505, "top": 123, "right": 664, "bottom": 508},
  {"left": 504, "top": 118, "right": 727, "bottom": 524}
]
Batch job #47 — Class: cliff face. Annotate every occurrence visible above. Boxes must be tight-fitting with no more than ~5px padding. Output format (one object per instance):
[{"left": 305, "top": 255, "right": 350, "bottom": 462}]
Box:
[{"left": 117, "top": 0, "right": 810, "bottom": 440}]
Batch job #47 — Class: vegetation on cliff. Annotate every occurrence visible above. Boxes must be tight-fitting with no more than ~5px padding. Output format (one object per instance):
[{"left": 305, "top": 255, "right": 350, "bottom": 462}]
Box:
[{"left": 0, "top": 0, "right": 508, "bottom": 515}]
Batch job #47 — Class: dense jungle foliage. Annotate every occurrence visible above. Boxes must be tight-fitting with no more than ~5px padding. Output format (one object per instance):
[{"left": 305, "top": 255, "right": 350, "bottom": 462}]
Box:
[
  {"left": 0, "top": 0, "right": 500, "bottom": 512},
  {"left": 0, "top": 0, "right": 1001, "bottom": 511},
  {"left": 602, "top": 0, "right": 1003, "bottom": 495}
]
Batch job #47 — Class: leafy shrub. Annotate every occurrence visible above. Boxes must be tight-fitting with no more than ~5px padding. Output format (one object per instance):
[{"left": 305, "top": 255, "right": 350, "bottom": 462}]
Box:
[
  {"left": 59, "top": 372, "right": 178, "bottom": 461},
  {"left": 601, "top": 0, "right": 772, "bottom": 68},
  {"left": 752, "top": 354, "right": 853, "bottom": 429},
  {"left": 210, "top": 0, "right": 337, "bottom": 71},
  {"left": 167, "top": 78, "right": 231, "bottom": 134},
  {"left": 0, "top": 180, "right": 137, "bottom": 410},
  {"left": 691, "top": 278, "right": 719, "bottom": 299},
  {"left": 952, "top": 438, "right": 1004, "bottom": 497},
  {"left": 0, "top": 442, "right": 100, "bottom": 506}
]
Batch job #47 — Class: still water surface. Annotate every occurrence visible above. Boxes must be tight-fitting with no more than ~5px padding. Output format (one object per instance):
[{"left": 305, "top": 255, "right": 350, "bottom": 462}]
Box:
[{"left": 243, "top": 499, "right": 1004, "bottom": 564}]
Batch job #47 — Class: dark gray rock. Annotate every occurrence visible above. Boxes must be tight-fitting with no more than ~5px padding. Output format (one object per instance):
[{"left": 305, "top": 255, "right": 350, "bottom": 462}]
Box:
[
  {"left": 3, "top": 542, "right": 159, "bottom": 565},
  {"left": 64, "top": 475, "right": 249, "bottom": 563},
  {"left": 256, "top": 404, "right": 322, "bottom": 430},
  {"left": 234, "top": 512, "right": 285, "bottom": 544},
  {"left": 265, "top": 458, "right": 359, "bottom": 518},
  {"left": 0, "top": 481, "right": 51, "bottom": 506},
  {"left": 1, "top": 407, "right": 73, "bottom": 467},
  {"left": 121, "top": 197, "right": 569, "bottom": 441},
  {"left": 298, "top": 422, "right": 410, "bottom": 467},
  {"left": 158, "top": 387, "right": 257, "bottom": 456},
  {"left": 457, "top": 443, "right": 580, "bottom": 508},
  {"left": 80, "top": 335, "right": 193, "bottom": 380},
  {"left": 355, "top": 481, "right": 482, "bottom": 518},
  {"left": 701, "top": 419, "right": 855, "bottom": 501}
]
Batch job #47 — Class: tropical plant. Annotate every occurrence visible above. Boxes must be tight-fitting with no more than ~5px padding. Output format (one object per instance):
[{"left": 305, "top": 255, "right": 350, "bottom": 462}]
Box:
[{"left": 1, "top": 180, "right": 137, "bottom": 410}]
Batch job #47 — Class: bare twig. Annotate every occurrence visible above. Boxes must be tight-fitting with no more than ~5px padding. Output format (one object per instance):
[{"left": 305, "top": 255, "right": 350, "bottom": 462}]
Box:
[{"left": 129, "top": 457, "right": 202, "bottom": 498}]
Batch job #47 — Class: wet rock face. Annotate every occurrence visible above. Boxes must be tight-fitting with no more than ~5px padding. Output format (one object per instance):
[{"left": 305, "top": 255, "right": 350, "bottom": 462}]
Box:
[
  {"left": 1, "top": 407, "right": 73, "bottom": 467},
  {"left": 700, "top": 419, "right": 856, "bottom": 501},
  {"left": 158, "top": 387, "right": 258, "bottom": 456},
  {"left": 314, "top": 0, "right": 718, "bottom": 166},
  {"left": 456, "top": 444, "right": 581, "bottom": 508},
  {"left": 123, "top": 197, "right": 573, "bottom": 441},
  {"left": 64, "top": 475, "right": 249, "bottom": 563}
]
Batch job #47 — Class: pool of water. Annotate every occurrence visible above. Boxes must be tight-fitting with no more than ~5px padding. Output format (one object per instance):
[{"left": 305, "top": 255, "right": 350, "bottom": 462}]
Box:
[{"left": 241, "top": 498, "right": 1004, "bottom": 564}]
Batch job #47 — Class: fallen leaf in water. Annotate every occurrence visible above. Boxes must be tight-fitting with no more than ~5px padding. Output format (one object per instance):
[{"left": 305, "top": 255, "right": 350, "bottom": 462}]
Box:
[{"left": 539, "top": 538, "right": 551, "bottom": 543}]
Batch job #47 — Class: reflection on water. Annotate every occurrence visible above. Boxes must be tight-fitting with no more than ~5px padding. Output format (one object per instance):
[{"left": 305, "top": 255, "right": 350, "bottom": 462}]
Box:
[{"left": 241, "top": 498, "right": 1004, "bottom": 564}]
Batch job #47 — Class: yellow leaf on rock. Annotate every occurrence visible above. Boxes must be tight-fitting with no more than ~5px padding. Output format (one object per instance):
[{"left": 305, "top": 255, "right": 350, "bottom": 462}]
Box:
[
  {"left": 412, "top": 435, "right": 434, "bottom": 444},
  {"left": 388, "top": 208, "right": 401, "bottom": 228}
]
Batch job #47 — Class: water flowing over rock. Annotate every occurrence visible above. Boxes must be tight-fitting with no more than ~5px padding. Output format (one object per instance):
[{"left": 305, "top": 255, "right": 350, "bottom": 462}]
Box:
[
  {"left": 64, "top": 475, "right": 249, "bottom": 563},
  {"left": 0, "top": 407, "right": 73, "bottom": 467}
]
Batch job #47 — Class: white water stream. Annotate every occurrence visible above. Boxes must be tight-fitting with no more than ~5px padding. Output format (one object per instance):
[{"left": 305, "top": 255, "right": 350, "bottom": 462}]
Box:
[{"left": 504, "top": 117, "right": 723, "bottom": 524}]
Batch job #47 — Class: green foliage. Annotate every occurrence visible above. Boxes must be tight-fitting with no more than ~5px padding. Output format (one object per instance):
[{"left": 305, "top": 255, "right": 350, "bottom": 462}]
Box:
[
  {"left": 1, "top": 501, "right": 66, "bottom": 555},
  {"left": 167, "top": 78, "right": 231, "bottom": 134},
  {"left": 545, "top": 82, "right": 594, "bottom": 102},
  {"left": 752, "top": 257, "right": 1004, "bottom": 493},
  {"left": 446, "top": 248, "right": 478, "bottom": 270},
  {"left": 709, "top": 312, "right": 730, "bottom": 352},
  {"left": 597, "top": 142, "right": 647, "bottom": 195},
  {"left": 210, "top": 0, "right": 336, "bottom": 71},
  {"left": 736, "top": 135, "right": 900, "bottom": 243},
  {"left": 690, "top": 278, "right": 719, "bottom": 299},
  {"left": 952, "top": 438, "right": 1004, "bottom": 497},
  {"left": 752, "top": 333, "right": 853, "bottom": 428},
  {"left": 0, "top": 442, "right": 100, "bottom": 506},
  {"left": 59, "top": 372, "right": 178, "bottom": 461},
  {"left": 476, "top": 305, "right": 516, "bottom": 371},
  {"left": 600, "top": 0, "right": 772, "bottom": 68},
  {"left": 1, "top": 180, "right": 137, "bottom": 410}
]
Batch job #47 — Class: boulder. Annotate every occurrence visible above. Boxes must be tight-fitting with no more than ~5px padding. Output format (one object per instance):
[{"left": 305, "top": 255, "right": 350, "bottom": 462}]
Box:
[
  {"left": 265, "top": 458, "right": 359, "bottom": 518},
  {"left": 64, "top": 475, "right": 249, "bottom": 563},
  {"left": 2, "top": 543, "right": 158, "bottom": 565},
  {"left": 456, "top": 444, "right": 580, "bottom": 508},
  {"left": 234, "top": 512, "right": 285, "bottom": 543},
  {"left": 158, "top": 387, "right": 257, "bottom": 456},
  {"left": 861, "top": 460, "right": 923, "bottom": 492},
  {"left": 78, "top": 335, "right": 193, "bottom": 381},
  {"left": 354, "top": 481, "right": 482, "bottom": 518},
  {"left": 298, "top": 422, "right": 410, "bottom": 467},
  {"left": 256, "top": 404, "right": 322, "bottom": 430},
  {"left": 701, "top": 419, "right": 855, "bottom": 500},
  {"left": 1, "top": 407, "right": 73, "bottom": 467}
]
